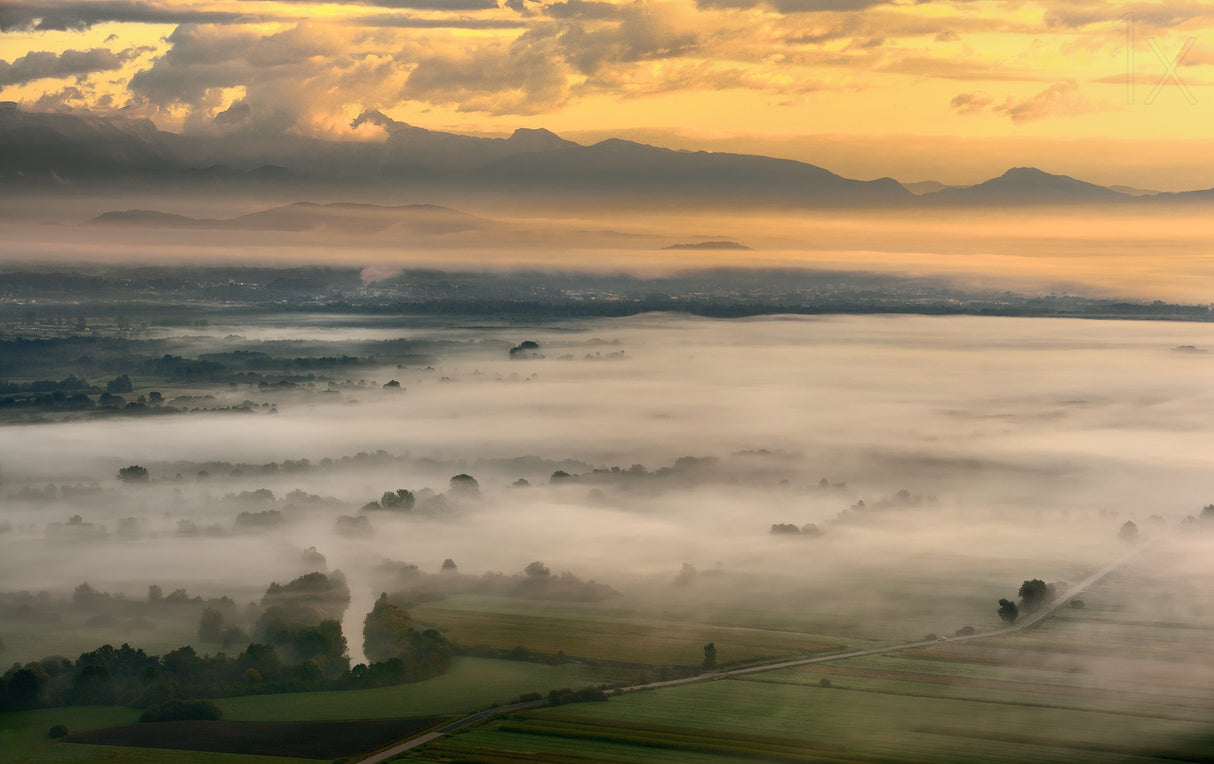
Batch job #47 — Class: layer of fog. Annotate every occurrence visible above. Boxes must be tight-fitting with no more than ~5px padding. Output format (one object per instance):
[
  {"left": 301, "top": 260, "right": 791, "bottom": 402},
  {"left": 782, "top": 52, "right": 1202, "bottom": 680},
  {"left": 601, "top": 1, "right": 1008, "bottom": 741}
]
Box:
[
  {"left": 3, "top": 314, "right": 1214, "bottom": 665},
  {"left": 4, "top": 198, "right": 1214, "bottom": 301}
]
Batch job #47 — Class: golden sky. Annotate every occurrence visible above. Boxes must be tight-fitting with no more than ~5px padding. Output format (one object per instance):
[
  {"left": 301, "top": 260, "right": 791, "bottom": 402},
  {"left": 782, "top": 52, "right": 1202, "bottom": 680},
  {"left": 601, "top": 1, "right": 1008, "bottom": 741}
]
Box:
[{"left": 1, "top": 0, "right": 1213, "bottom": 187}]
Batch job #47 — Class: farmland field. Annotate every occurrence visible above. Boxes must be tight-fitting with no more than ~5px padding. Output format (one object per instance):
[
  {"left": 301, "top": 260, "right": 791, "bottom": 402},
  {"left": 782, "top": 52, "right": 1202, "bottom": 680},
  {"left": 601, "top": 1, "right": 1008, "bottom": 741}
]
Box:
[
  {"left": 0, "top": 706, "right": 310, "bottom": 764},
  {"left": 402, "top": 534, "right": 1214, "bottom": 763},
  {"left": 217, "top": 657, "right": 626, "bottom": 722},
  {"left": 410, "top": 595, "right": 847, "bottom": 668},
  {"left": 65, "top": 716, "right": 449, "bottom": 759}
]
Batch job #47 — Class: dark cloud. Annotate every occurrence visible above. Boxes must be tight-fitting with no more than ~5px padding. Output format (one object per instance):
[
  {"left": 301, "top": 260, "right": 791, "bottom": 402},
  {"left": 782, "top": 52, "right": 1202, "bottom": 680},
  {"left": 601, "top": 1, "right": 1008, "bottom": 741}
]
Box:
[
  {"left": 696, "top": 0, "right": 888, "bottom": 12},
  {"left": 403, "top": 33, "right": 570, "bottom": 114},
  {"left": 950, "top": 91, "right": 993, "bottom": 115},
  {"left": 261, "top": 0, "right": 500, "bottom": 8},
  {"left": 503, "top": 0, "right": 543, "bottom": 14},
  {"left": 544, "top": 0, "right": 620, "bottom": 20},
  {"left": 394, "top": 0, "right": 705, "bottom": 115},
  {"left": 128, "top": 26, "right": 260, "bottom": 106},
  {"left": 556, "top": 9, "right": 701, "bottom": 76},
  {"left": 0, "top": 47, "right": 141, "bottom": 88},
  {"left": 0, "top": 1, "right": 256, "bottom": 32},
  {"left": 1044, "top": 1, "right": 1214, "bottom": 30},
  {"left": 127, "top": 23, "right": 411, "bottom": 135},
  {"left": 354, "top": 14, "right": 526, "bottom": 28}
]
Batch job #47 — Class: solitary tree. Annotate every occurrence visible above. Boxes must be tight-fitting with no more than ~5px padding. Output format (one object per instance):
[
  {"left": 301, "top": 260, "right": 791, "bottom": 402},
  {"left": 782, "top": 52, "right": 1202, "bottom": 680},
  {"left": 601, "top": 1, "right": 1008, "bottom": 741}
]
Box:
[
  {"left": 524, "top": 561, "right": 550, "bottom": 578},
  {"left": 449, "top": 474, "right": 479, "bottom": 496},
  {"left": 997, "top": 598, "right": 1019, "bottom": 624},
  {"left": 1119, "top": 520, "right": 1139, "bottom": 541},
  {"left": 1018, "top": 579, "right": 1049, "bottom": 613},
  {"left": 702, "top": 642, "right": 717, "bottom": 670}
]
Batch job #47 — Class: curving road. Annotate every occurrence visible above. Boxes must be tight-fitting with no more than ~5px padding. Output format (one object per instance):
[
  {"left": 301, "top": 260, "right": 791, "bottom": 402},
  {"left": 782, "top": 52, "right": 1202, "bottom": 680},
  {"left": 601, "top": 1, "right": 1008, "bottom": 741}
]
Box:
[{"left": 355, "top": 538, "right": 1158, "bottom": 763}]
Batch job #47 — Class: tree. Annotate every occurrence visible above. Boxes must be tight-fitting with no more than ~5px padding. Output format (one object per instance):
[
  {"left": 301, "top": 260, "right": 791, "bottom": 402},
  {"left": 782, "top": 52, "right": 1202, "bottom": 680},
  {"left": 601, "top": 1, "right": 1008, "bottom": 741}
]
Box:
[
  {"left": 4, "top": 667, "right": 47, "bottom": 709},
  {"left": 1018, "top": 579, "right": 1049, "bottom": 612},
  {"left": 997, "top": 598, "right": 1019, "bottom": 624},
  {"left": 198, "top": 608, "right": 224, "bottom": 642},
  {"left": 1119, "top": 520, "right": 1139, "bottom": 541},
  {"left": 117, "top": 465, "right": 149, "bottom": 483},
  {"left": 509, "top": 340, "right": 540, "bottom": 358},
  {"left": 380, "top": 489, "right": 415, "bottom": 510},
  {"left": 449, "top": 474, "right": 479, "bottom": 495},
  {"left": 363, "top": 596, "right": 415, "bottom": 664},
  {"left": 524, "top": 561, "right": 550, "bottom": 578},
  {"left": 702, "top": 642, "right": 717, "bottom": 670},
  {"left": 674, "top": 562, "right": 697, "bottom": 586},
  {"left": 106, "top": 375, "right": 133, "bottom": 394},
  {"left": 441, "top": 558, "right": 458, "bottom": 573}
]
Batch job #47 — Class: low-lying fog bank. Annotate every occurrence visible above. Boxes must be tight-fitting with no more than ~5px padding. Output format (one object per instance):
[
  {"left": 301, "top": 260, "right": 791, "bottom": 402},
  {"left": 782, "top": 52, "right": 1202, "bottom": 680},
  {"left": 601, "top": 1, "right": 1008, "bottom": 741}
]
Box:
[{"left": 3, "top": 313, "right": 1214, "bottom": 664}]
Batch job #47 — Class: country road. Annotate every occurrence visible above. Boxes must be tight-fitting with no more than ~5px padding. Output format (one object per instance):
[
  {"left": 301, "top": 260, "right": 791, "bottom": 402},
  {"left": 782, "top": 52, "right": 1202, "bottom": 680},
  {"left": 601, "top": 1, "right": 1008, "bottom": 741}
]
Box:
[{"left": 354, "top": 537, "right": 1158, "bottom": 763}]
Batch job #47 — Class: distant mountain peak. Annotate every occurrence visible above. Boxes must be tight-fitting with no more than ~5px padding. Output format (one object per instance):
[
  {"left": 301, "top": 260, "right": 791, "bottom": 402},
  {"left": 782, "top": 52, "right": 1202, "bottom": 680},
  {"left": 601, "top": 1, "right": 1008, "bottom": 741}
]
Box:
[
  {"left": 1001, "top": 166, "right": 1051, "bottom": 178},
  {"left": 509, "top": 127, "right": 560, "bottom": 141},
  {"left": 924, "top": 165, "right": 1126, "bottom": 204},
  {"left": 350, "top": 109, "right": 416, "bottom": 134},
  {"left": 505, "top": 127, "right": 574, "bottom": 151}
]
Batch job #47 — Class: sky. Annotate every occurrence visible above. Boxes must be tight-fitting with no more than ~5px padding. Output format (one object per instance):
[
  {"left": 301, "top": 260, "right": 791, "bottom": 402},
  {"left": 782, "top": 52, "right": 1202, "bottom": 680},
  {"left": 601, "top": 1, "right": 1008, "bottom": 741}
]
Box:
[{"left": 1, "top": 0, "right": 1213, "bottom": 187}]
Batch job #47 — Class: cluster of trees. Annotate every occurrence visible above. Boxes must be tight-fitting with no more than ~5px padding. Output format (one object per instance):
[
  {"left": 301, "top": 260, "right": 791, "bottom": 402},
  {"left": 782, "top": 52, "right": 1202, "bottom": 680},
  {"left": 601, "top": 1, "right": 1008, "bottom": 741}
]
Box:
[
  {"left": 252, "top": 572, "right": 352, "bottom": 679},
  {"left": 375, "top": 559, "right": 618, "bottom": 605},
  {"left": 69, "top": 581, "right": 235, "bottom": 623},
  {"left": 363, "top": 488, "right": 416, "bottom": 512},
  {"left": 769, "top": 523, "right": 822, "bottom": 536},
  {"left": 1, "top": 579, "right": 453, "bottom": 713},
  {"left": 834, "top": 490, "right": 935, "bottom": 525},
  {"left": 546, "top": 686, "right": 609, "bottom": 705},
  {"left": 509, "top": 340, "right": 541, "bottom": 358},
  {"left": 360, "top": 475, "right": 479, "bottom": 514},
  {"left": 1, "top": 637, "right": 348, "bottom": 711},
  {"left": 361, "top": 596, "right": 453, "bottom": 682},
  {"left": 0, "top": 375, "right": 162, "bottom": 418},
  {"left": 0, "top": 375, "right": 94, "bottom": 394},
  {"left": 997, "top": 579, "right": 1055, "bottom": 624}
]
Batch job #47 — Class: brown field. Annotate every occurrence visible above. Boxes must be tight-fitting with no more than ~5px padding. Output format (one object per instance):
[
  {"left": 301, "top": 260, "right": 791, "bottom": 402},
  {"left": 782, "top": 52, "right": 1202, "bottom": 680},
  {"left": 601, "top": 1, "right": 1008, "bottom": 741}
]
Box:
[{"left": 62, "top": 716, "right": 450, "bottom": 760}]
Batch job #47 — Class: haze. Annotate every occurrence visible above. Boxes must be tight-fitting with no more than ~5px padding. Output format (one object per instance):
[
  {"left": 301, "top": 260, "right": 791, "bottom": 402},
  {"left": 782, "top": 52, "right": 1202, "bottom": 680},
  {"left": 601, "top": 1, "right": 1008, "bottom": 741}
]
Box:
[{"left": 3, "top": 313, "right": 1213, "bottom": 665}]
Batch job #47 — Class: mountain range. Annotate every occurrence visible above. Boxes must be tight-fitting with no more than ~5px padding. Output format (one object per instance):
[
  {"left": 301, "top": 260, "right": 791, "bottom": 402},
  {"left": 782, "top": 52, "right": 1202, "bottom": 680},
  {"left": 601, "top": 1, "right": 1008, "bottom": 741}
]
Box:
[
  {"left": 88, "top": 202, "right": 487, "bottom": 234},
  {"left": 2, "top": 103, "right": 1211, "bottom": 208}
]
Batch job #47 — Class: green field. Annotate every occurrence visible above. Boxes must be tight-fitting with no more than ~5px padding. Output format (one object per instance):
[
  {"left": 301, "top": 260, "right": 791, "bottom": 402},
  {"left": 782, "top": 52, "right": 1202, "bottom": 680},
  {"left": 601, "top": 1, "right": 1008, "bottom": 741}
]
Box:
[
  {"left": 218, "top": 656, "right": 623, "bottom": 722},
  {"left": 410, "top": 668, "right": 1214, "bottom": 764},
  {"left": 403, "top": 537, "right": 1214, "bottom": 763},
  {"left": 8, "top": 539, "right": 1214, "bottom": 764},
  {"left": 0, "top": 658, "right": 620, "bottom": 763},
  {"left": 1, "top": 613, "right": 202, "bottom": 668},
  {"left": 410, "top": 595, "right": 846, "bottom": 667},
  {"left": 0, "top": 706, "right": 312, "bottom": 764}
]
